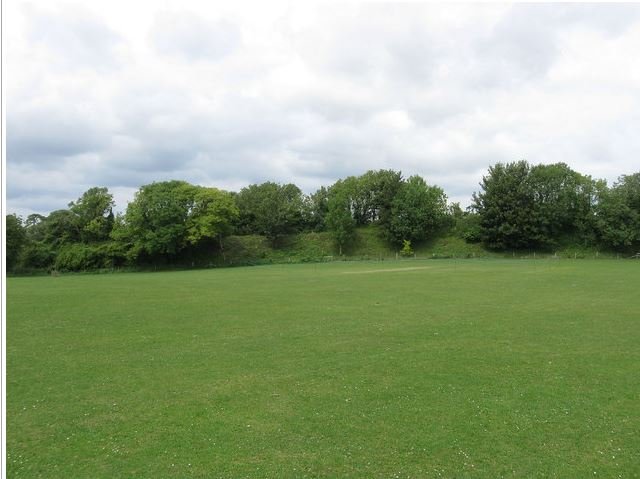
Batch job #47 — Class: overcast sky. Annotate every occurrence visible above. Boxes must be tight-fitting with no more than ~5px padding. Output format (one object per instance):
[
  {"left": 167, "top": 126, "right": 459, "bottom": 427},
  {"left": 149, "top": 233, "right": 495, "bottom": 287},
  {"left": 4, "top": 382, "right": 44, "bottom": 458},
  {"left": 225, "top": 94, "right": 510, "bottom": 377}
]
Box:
[{"left": 6, "top": 1, "right": 640, "bottom": 217}]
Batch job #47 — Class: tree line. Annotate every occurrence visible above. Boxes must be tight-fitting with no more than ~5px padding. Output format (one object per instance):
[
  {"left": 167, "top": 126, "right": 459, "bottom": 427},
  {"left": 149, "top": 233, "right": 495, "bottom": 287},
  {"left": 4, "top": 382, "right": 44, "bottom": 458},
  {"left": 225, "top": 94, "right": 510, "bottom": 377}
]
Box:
[{"left": 5, "top": 162, "right": 639, "bottom": 272}]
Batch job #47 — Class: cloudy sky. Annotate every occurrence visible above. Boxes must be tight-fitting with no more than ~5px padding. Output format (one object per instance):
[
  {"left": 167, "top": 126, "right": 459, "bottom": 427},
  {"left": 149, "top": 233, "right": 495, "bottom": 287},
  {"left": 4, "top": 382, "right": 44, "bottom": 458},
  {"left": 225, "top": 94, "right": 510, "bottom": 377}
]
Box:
[{"left": 6, "top": 1, "right": 640, "bottom": 217}]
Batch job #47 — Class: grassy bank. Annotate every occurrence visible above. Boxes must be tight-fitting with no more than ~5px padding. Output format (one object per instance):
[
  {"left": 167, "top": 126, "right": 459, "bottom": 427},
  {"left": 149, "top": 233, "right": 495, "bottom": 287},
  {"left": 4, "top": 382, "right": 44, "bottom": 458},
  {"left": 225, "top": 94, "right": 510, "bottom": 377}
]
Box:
[{"left": 214, "top": 227, "right": 622, "bottom": 267}]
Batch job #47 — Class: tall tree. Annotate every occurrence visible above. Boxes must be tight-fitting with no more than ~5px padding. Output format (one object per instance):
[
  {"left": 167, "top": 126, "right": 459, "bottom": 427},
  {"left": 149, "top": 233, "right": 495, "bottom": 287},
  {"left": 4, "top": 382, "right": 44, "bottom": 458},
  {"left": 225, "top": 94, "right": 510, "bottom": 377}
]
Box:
[
  {"left": 6, "top": 214, "right": 26, "bottom": 271},
  {"left": 121, "top": 180, "right": 193, "bottom": 258},
  {"left": 473, "top": 161, "right": 607, "bottom": 249},
  {"left": 43, "top": 209, "right": 82, "bottom": 247},
  {"left": 595, "top": 173, "right": 640, "bottom": 251},
  {"left": 527, "top": 163, "right": 599, "bottom": 247},
  {"left": 121, "top": 181, "right": 238, "bottom": 260},
  {"left": 235, "top": 182, "right": 305, "bottom": 242},
  {"left": 387, "top": 175, "right": 448, "bottom": 245},
  {"left": 68, "top": 187, "right": 115, "bottom": 242},
  {"left": 328, "top": 170, "right": 403, "bottom": 227},
  {"left": 325, "top": 188, "right": 356, "bottom": 255},
  {"left": 306, "top": 186, "right": 330, "bottom": 232},
  {"left": 472, "top": 161, "right": 537, "bottom": 249},
  {"left": 358, "top": 169, "right": 403, "bottom": 226},
  {"left": 185, "top": 187, "right": 239, "bottom": 246}
]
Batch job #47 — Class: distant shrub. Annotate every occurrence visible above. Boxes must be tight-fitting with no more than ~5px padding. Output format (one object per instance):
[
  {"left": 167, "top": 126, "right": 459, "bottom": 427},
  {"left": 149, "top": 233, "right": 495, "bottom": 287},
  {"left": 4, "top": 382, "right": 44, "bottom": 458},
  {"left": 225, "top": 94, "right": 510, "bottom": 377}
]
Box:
[{"left": 400, "top": 239, "right": 414, "bottom": 257}]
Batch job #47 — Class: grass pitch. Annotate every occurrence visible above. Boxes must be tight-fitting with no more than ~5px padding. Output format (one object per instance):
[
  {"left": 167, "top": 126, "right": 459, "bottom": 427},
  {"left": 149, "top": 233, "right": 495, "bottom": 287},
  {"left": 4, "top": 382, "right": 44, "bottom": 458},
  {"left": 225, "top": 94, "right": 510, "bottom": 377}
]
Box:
[{"left": 6, "top": 260, "right": 640, "bottom": 477}]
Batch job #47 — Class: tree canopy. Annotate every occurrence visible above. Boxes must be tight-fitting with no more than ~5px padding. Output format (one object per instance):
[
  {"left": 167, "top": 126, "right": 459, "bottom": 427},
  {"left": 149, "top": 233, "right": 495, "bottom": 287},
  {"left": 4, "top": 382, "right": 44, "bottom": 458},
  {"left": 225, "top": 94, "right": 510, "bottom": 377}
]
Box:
[
  {"left": 388, "top": 175, "right": 448, "bottom": 245},
  {"left": 472, "top": 161, "right": 608, "bottom": 250},
  {"left": 6, "top": 164, "right": 639, "bottom": 273},
  {"left": 121, "top": 181, "right": 238, "bottom": 259},
  {"left": 235, "top": 182, "right": 305, "bottom": 242}
]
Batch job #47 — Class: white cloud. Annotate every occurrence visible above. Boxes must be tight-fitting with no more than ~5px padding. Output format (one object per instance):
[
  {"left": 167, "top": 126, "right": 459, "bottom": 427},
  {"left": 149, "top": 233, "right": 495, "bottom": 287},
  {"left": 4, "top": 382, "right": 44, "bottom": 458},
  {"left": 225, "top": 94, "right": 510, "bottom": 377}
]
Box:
[
  {"left": 149, "top": 11, "right": 241, "bottom": 62},
  {"left": 6, "top": 1, "right": 640, "bottom": 215}
]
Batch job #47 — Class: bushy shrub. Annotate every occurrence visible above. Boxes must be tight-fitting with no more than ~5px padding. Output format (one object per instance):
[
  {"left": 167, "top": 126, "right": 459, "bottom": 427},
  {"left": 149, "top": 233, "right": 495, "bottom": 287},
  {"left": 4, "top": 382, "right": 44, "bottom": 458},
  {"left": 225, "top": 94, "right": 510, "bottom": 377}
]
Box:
[
  {"left": 19, "top": 243, "right": 55, "bottom": 270},
  {"left": 54, "top": 243, "right": 114, "bottom": 271},
  {"left": 400, "top": 239, "right": 414, "bottom": 257}
]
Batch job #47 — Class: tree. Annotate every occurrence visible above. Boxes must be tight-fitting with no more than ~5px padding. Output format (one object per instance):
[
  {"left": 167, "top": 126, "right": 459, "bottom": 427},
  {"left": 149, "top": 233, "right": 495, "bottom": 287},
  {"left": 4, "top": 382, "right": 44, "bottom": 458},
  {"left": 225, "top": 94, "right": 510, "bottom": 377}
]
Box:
[
  {"left": 306, "top": 186, "right": 330, "bottom": 231},
  {"left": 18, "top": 213, "right": 56, "bottom": 270},
  {"left": 472, "top": 161, "right": 537, "bottom": 249},
  {"left": 595, "top": 173, "right": 640, "bottom": 251},
  {"left": 122, "top": 181, "right": 192, "bottom": 257},
  {"left": 43, "top": 209, "right": 81, "bottom": 246},
  {"left": 473, "top": 161, "right": 606, "bottom": 250},
  {"left": 325, "top": 187, "right": 356, "bottom": 255},
  {"left": 121, "top": 180, "right": 238, "bottom": 260},
  {"left": 358, "top": 169, "right": 403, "bottom": 227},
  {"left": 235, "top": 182, "right": 305, "bottom": 242},
  {"left": 528, "top": 163, "right": 596, "bottom": 247},
  {"left": 388, "top": 175, "right": 448, "bottom": 245},
  {"left": 327, "top": 170, "right": 403, "bottom": 228},
  {"left": 6, "top": 214, "right": 26, "bottom": 271},
  {"left": 68, "top": 187, "right": 115, "bottom": 242},
  {"left": 185, "top": 187, "right": 239, "bottom": 246}
]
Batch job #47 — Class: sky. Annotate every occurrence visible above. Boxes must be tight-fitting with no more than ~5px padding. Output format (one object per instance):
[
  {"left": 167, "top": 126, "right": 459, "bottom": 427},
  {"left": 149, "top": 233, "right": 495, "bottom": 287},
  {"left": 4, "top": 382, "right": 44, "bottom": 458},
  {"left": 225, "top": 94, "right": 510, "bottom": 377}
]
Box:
[{"left": 6, "top": 1, "right": 640, "bottom": 217}]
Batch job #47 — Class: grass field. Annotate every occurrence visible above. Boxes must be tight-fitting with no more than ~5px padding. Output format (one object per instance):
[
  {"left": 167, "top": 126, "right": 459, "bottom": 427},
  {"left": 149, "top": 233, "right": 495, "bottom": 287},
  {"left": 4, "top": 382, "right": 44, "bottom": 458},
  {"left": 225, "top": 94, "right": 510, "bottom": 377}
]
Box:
[{"left": 6, "top": 259, "right": 640, "bottom": 478}]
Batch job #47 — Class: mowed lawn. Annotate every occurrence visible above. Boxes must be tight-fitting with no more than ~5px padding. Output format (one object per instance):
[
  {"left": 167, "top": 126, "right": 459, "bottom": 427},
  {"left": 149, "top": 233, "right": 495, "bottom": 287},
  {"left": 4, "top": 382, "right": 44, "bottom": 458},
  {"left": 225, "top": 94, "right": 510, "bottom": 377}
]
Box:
[{"left": 6, "top": 260, "right": 640, "bottom": 478}]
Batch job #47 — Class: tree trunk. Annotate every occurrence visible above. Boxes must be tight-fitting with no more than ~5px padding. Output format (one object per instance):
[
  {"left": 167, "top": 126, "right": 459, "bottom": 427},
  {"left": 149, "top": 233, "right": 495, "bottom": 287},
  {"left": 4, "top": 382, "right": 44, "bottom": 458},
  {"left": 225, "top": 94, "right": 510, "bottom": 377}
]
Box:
[{"left": 219, "top": 236, "right": 226, "bottom": 262}]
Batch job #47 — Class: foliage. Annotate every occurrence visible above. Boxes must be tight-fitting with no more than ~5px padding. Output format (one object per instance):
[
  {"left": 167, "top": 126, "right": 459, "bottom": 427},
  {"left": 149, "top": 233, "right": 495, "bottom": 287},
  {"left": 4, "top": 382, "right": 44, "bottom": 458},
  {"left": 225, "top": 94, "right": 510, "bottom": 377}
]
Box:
[
  {"left": 185, "top": 187, "right": 239, "bottom": 245},
  {"left": 325, "top": 187, "right": 356, "bottom": 255},
  {"left": 357, "top": 169, "right": 404, "bottom": 227},
  {"left": 472, "top": 161, "right": 601, "bottom": 250},
  {"left": 5, "top": 214, "right": 26, "bottom": 271},
  {"left": 122, "top": 180, "right": 238, "bottom": 259},
  {"left": 54, "top": 243, "right": 112, "bottom": 271},
  {"left": 68, "top": 187, "right": 115, "bottom": 242},
  {"left": 235, "top": 182, "right": 305, "bottom": 242},
  {"left": 400, "top": 239, "right": 413, "bottom": 257},
  {"left": 305, "top": 186, "right": 329, "bottom": 231},
  {"left": 42, "top": 209, "right": 81, "bottom": 246},
  {"left": 322, "top": 170, "right": 403, "bottom": 228},
  {"left": 388, "top": 175, "right": 448, "bottom": 245},
  {"left": 18, "top": 242, "right": 56, "bottom": 270},
  {"left": 527, "top": 163, "right": 597, "bottom": 246},
  {"left": 7, "top": 166, "right": 640, "bottom": 273},
  {"left": 452, "top": 211, "right": 483, "bottom": 243},
  {"left": 595, "top": 173, "right": 640, "bottom": 251}
]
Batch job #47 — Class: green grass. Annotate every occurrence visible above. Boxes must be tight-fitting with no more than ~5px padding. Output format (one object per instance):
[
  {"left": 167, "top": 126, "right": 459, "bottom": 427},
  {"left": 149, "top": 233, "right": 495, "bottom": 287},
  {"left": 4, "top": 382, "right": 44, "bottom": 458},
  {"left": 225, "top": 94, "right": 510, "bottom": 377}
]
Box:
[{"left": 7, "top": 260, "right": 640, "bottom": 478}]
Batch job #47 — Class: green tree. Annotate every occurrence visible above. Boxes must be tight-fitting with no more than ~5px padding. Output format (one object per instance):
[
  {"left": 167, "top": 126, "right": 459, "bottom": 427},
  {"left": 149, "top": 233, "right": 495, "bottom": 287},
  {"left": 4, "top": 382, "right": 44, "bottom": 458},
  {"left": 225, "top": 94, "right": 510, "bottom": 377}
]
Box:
[
  {"left": 306, "top": 186, "right": 330, "bottom": 231},
  {"left": 472, "top": 161, "right": 537, "bottom": 249},
  {"left": 18, "top": 213, "right": 55, "bottom": 270},
  {"left": 473, "top": 161, "right": 604, "bottom": 250},
  {"left": 358, "top": 169, "right": 403, "bottom": 226},
  {"left": 122, "top": 181, "right": 197, "bottom": 258},
  {"left": 388, "top": 175, "right": 448, "bottom": 245},
  {"left": 43, "top": 209, "right": 81, "bottom": 246},
  {"left": 6, "top": 214, "right": 26, "bottom": 271},
  {"left": 528, "top": 163, "right": 596, "bottom": 247},
  {"left": 325, "top": 188, "right": 356, "bottom": 255},
  {"left": 185, "top": 187, "right": 239, "bottom": 246},
  {"left": 328, "top": 170, "right": 403, "bottom": 227},
  {"left": 121, "top": 181, "right": 238, "bottom": 260},
  {"left": 595, "top": 173, "right": 640, "bottom": 251},
  {"left": 68, "top": 187, "right": 115, "bottom": 242},
  {"left": 235, "top": 182, "right": 305, "bottom": 242}
]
